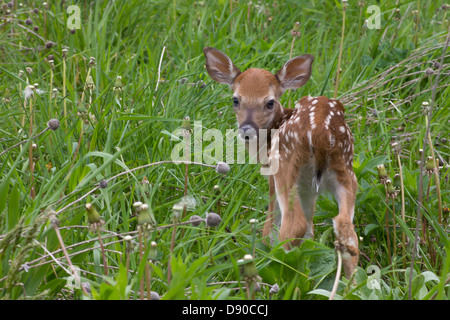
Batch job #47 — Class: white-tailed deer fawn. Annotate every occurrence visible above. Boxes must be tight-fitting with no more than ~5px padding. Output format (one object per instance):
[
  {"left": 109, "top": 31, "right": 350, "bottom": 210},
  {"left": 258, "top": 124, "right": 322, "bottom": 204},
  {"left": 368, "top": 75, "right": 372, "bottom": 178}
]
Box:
[{"left": 203, "top": 47, "right": 358, "bottom": 278}]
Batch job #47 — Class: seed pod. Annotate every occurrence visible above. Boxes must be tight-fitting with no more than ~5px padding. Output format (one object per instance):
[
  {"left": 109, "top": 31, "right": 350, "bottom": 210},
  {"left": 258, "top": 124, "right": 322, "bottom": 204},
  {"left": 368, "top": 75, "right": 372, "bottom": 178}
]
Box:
[
  {"left": 150, "top": 291, "right": 160, "bottom": 300},
  {"left": 85, "top": 203, "right": 104, "bottom": 232},
  {"left": 148, "top": 241, "right": 157, "bottom": 262},
  {"left": 242, "top": 254, "right": 258, "bottom": 278},
  {"left": 386, "top": 179, "right": 397, "bottom": 198},
  {"left": 377, "top": 164, "right": 388, "bottom": 184},
  {"left": 216, "top": 161, "right": 230, "bottom": 174},
  {"left": 47, "top": 118, "right": 60, "bottom": 131},
  {"left": 206, "top": 212, "right": 221, "bottom": 227},
  {"left": 393, "top": 174, "right": 401, "bottom": 188},
  {"left": 425, "top": 156, "right": 435, "bottom": 175},
  {"left": 113, "top": 76, "right": 123, "bottom": 92},
  {"left": 98, "top": 180, "right": 108, "bottom": 189},
  {"left": 172, "top": 203, "right": 184, "bottom": 221},
  {"left": 182, "top": 116, "right": 191, "bottom": 130},
  {"left": 138, "top": 204, "right": 152, "bottom": 226},
  {"left": 86, "top": 75, "right": 95, "bottom": 90},
  {"left": 190, "top": 215, "right": 203, "bottom": 227}
]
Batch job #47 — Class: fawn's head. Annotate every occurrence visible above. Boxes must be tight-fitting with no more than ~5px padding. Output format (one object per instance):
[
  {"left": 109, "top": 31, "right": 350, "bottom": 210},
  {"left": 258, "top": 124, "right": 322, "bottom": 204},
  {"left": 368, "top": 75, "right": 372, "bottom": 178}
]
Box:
[{"left": 203, "top": 47, "right": 314, "bottom": 141}]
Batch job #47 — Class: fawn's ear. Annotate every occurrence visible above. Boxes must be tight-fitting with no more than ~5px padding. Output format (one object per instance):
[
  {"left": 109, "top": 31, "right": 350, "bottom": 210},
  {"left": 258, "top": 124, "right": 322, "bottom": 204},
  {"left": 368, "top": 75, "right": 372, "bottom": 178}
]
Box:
[
  {"left": 275, "top": 54, "right": 314, "bottom": 92},
  {"left": 203, "top": 47, "right": 241, "bottom": 86}
]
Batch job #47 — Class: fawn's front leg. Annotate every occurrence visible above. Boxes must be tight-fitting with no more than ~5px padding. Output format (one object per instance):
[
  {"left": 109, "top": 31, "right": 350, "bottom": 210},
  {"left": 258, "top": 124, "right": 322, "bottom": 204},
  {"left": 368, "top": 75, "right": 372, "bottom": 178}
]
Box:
[{"left": 273, "top": 169, "right": 308, "bottom": 249}]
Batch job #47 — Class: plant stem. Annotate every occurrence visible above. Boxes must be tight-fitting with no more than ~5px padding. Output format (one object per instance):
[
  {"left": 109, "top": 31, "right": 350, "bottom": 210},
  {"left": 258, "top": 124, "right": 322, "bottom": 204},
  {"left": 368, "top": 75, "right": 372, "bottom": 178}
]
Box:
[
  {"left": 167, "top": 219, "right": 177, "bottom": 285},
  {"left": 96, "top": 228, "right": 108, "bottom": 276},
  {"left": 329, "top": 250, "right": 342, "bottom": 300},
  {"left": 63, "top": 55, "right": 67, "bottom": 129},
  {"left": 396, "top": 153, "right": 406, "bottom": 268},
  {"left": 384, "top": 187, "right": 392, "bottom": 266},
  {"left": 28, "top": 96, "right": 35, "bottom": 199},
  {"left": 334, "top": 2, "right": 346, "bottom": 99},
  {"left": 52, "top": 218, "right": 89, "bottom": 296},
  {"left": 138, "top": 228, "right": 144, "bottom": 300}
]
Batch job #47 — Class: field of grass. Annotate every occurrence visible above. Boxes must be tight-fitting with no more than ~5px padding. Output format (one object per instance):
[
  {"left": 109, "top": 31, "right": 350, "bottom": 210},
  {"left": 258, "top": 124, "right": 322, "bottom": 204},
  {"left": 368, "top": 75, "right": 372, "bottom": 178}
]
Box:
[{"left": 0, "top": 0, "right": 449, "bottom": 301}]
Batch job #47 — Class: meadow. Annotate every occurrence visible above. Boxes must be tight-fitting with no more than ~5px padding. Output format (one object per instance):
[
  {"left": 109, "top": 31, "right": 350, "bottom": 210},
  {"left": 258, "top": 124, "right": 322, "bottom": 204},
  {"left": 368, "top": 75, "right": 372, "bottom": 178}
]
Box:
[{"left": 0, "top": 0, "right": 448, "bottom": 301}]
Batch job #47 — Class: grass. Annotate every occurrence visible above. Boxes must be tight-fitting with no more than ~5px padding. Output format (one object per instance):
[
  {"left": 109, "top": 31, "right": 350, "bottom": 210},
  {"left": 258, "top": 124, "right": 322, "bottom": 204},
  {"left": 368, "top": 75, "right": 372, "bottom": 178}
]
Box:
[{"left": 0, "top": 0, "right": 449, "bottom": 300}]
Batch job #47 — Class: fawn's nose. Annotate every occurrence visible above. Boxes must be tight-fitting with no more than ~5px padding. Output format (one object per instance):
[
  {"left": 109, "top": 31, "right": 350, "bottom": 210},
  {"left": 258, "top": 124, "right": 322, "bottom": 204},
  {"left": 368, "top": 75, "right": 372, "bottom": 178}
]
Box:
[{"left": 239, "top": 124, "right": 257, "bottom": 142}]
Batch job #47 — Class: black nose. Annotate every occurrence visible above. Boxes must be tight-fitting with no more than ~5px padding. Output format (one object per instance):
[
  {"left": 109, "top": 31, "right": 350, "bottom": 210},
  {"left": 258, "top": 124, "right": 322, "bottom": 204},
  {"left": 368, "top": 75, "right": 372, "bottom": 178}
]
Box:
[{"left": 239, "top": 124, "right": 257, "bottom": 141}]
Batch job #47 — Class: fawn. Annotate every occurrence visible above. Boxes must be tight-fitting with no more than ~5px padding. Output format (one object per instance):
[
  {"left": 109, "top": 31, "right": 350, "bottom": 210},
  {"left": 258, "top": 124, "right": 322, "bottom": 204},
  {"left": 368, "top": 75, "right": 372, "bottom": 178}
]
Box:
[{"left": 203, "top": 47, "right": 358, "bottom": 278}]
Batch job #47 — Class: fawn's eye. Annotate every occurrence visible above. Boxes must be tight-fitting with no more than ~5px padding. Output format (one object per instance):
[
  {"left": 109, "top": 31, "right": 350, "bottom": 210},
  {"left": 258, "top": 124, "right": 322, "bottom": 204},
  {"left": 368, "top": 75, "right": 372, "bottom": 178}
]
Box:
[
  {"left": 232, "top": 97, "right": 239, "bottom": 107},
  {"left": 266, "top": 100, "right": 275, "bottom": 110}
]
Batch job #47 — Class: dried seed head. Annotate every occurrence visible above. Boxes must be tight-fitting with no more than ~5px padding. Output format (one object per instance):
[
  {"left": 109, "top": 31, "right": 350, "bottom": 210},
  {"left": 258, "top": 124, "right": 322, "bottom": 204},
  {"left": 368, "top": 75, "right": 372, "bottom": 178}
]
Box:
[
  {"left": 98, "top": 179, "right": 108, "bottom": 189},
  {"left": 47, "top": 118, "right": 60, "bottom": 130},
  {"left": 190, "top": 215, "right": 203, "bottom": 226},
  {"left": 270, "top": 283, "right": 279, "bottom": 294},
  {"left": 206, "top": 212, "right": 221, "bottom": 227},
  {"left": 196, "top": 80, "right": 206, "bottom": 88},
  {"left": 433, "top": 61, "right": 441, "bottom": 69},
  {"left": 81, "top": 282, "right": 91, "bottom": 294},
  {"left": 150, "top": 291, "right": 160, "bottom": 300},
  {"left": 23, "top": 85, "right": 34, "bottom": 100},
  {"left": 425, "top": 68, "right": 434, "bottom": 76},
  {"left": 89, "top": 57, "right": 96, "bottom": 67},
  {"left": 215, "top": 161, "right": 230, "bottom": 174},
  {"left": 25, "top": 18, "right": 32, "bottom": 25},
  {"left": 45, "top": 41, "right": 53, "bottom": 49}
]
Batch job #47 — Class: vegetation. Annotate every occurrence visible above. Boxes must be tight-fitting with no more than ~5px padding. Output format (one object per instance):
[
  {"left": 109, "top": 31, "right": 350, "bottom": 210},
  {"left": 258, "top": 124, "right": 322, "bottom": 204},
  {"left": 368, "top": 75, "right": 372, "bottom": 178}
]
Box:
[{"left": 0, "top": 0, "right": 448, "bottom": 300}]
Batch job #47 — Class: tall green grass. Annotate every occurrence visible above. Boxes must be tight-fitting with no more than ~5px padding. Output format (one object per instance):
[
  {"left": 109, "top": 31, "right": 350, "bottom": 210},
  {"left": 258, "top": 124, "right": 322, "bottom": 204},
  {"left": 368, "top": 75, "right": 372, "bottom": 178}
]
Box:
[{"left": 0, "top": 0, "right": 448, "bottom": 300}]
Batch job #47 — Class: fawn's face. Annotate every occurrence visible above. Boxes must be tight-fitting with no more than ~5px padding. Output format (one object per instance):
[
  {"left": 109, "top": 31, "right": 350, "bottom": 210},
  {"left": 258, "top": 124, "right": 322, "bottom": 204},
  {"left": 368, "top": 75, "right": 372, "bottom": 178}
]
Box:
[
  {"left": 203, "top": 47, "right": 314, "bottom": 141},
  {"left": 231, "top": 69, "right": 283, "bottom": 141}
]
